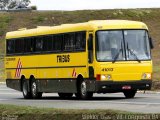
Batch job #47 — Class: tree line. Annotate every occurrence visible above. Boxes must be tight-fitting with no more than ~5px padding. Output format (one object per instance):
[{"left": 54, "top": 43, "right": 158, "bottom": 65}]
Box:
[{"left": 0, "top": 0, "right": 30, "bottom": 10}]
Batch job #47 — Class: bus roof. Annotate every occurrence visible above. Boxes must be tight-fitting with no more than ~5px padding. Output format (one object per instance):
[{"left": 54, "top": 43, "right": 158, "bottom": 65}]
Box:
[{"left": 6, "top": 20, "right": 148, "bottom": 39}]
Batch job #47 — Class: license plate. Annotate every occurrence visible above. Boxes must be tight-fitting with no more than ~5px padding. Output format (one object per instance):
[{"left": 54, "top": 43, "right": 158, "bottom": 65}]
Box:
[{"left": 122, "top": 86, "right": 131, "bottom": 90}]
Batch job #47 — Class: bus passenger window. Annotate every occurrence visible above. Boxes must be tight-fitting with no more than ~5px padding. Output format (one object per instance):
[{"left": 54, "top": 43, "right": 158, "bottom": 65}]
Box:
[
  {"left": 7, "top": 40, "right": 15, "bottom": 54},
  {"left": 35, "top": 37, "right": 43, "bottom": 52},
  {"left": 54, "top": 35, "right": 63, "bottom": 51},
  {"left": 43, "top": 36, "right": 53, "bottom": 52},
  {"left": 75, "top": 32, "right": 86, "bottom": 51},
  {"left": 15, "top": 39, "right": 24, "bottom": 54},
  {"left": 64, "top": 33, "right": 75, "bottom": 51}
]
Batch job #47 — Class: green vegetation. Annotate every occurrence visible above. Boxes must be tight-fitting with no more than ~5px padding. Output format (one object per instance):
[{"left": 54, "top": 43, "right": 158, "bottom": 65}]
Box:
[
  {"left": 0, "top": 15, "right": 11, "bottom": 36},
  {"left": 0, "top": 55, "right": 4, "bottom": 81},
  {"left": 0, "top": 8, "right": 160, "bottom": 89},
  {"left": 31, "top": 15, "right": 45, "bottom": 23},
  {"left": 0, "top": 104, "right": 159, "bottom": 120},
  {"left": 31, "top": 6, "right": 37, "bottom": 10}
]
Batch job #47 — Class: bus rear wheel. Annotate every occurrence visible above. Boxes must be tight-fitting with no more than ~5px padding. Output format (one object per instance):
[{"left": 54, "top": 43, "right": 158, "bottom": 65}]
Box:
[
  {"left": 123, "top": 90, "right": 137, "bottom": 98},
  {"left": 22, "top": 80, "right": 31, "bottom": 99},
  {"left": 58, "top": 93, "right": 73, "bottom": 98},
  {"left": 76, "top": 80, "right": 93, "bottom": 100},
  {"left": 31, "top": 80, "right": 42, "bottom": 99}
]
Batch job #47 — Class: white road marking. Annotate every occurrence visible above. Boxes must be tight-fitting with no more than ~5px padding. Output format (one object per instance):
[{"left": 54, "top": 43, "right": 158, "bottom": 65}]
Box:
[
  {"left": 0, "top": 99, "right": 9, "bottom": 101},
  {"left": 0, "top": 82, "right": 5, "bottom": 84},
  {"left": 98, "top": 101, "right": 160, "bottom": 105},
  {"left": 0, "top": 89, "right": 15, "bottom": 90},
  {"left": 0, "top": 93, "right": 21, "bottom": 95},
  {"left": 51, "top": 99, "right": 160, "bottom": 106}
]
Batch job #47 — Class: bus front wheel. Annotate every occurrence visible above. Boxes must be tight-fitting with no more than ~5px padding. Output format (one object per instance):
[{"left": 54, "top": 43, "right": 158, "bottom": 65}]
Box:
[
  {"left": 31, "top": 80, "right": 42, "bottom": 99},
  {"left": 22, "top": 80, "right": 31, "bottom": 99},
  {"left": 123, "top": 90, "right": 137, "bottom": 98},
  {"left": 76, "top": 80, "right": 93, "bottom": 100}
]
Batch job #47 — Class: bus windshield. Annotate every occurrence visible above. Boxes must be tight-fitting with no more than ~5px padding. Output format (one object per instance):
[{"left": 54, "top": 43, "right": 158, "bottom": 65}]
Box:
[{"left": 96, "top": 30, "right": 151, "bottom": 62}]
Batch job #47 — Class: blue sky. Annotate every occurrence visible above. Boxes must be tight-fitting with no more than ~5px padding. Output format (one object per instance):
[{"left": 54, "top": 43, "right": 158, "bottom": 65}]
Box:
[{"left": 30, "top": 0, "right": 160, "bottom": 10}]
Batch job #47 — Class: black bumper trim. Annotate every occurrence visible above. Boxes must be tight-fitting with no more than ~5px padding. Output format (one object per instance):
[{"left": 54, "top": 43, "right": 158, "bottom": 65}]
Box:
[{"left": 94, "top": 80, "right": 152, "bottom": 93}]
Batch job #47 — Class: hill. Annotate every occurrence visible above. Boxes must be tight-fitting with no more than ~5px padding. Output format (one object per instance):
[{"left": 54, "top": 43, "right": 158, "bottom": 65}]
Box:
[{"left": 0, "top": 9, "right": 160, "bottom": 89}]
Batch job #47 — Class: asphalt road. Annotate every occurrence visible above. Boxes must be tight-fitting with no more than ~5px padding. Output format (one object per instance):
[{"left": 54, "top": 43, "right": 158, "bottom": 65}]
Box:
[{"left": 0, "top": 84, "right": 160, "bottom": 113}]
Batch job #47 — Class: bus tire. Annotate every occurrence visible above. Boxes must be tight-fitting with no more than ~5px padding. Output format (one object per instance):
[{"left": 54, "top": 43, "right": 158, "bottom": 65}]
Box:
[
  {"left": 31, "top": 79, "right": 42, "bottom": 99},
  {"left": 58, "top": 93, "right": 73, "bottom": 98},
  {"left": 123, "top": 90, "right": 137, "bottom": 98},
  {"left": 22, "top": 80, "right": 31, "bottom": 99},
  {"left": 76, "top": 80, "right": 93, "bottom": 100}
]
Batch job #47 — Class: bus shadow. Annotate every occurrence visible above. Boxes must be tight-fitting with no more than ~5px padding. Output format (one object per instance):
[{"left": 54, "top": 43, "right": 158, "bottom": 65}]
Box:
[
  {"left": 40, "top": 93, "right": 146, "bottom": 101},
  {"left": 17, "top": 94, "right": 144, "bottom": 101},
  {"left": 42, "top": 96, "right": 125, "bottom": 101},
  {"left": 25, "top": 96, "right": 141, "bottom": 101},
  {"left": 16, "top": 96, "right": 123, "bottom": 101}
]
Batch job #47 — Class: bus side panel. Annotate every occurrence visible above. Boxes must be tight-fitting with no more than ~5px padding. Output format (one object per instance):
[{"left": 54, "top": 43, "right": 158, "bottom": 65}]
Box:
[
  {"left": 35, "top": 52, "right": 88, "bottom": 93},
  {"left": 37, "top": 79, "right": 77, "bottom": 93},
  {"left": 5, "top": 67, "right": 22, "bottom": 91},
  {"left": 6, "top": 79, "right": 21, "bottom": 91}
]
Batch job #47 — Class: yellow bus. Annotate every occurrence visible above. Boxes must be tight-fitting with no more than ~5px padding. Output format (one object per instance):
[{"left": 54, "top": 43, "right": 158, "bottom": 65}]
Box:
[{"left": 5, "top": 20, "right": 153, "bottom": 99}]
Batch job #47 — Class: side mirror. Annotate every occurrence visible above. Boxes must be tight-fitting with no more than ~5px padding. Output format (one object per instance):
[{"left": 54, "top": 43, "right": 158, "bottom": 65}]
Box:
[{"left": 149, "top": 37, "right": 154, "bottom": 49}]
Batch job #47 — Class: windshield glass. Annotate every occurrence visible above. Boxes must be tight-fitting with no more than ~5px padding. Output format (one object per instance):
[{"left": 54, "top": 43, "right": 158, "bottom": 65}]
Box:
[
  {"left": 96, "top": 31, "right": 124, "bottom": 61},
  {"left": 96, "top": 30, "right": 151, "bottom": 62},
  {"left": 124, "top": 30, "right": 151, "bottom": 61}
]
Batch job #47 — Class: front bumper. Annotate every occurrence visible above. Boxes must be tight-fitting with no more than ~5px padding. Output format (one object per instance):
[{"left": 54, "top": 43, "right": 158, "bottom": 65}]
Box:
[{"left": 87, "top": 79, "right": 152, "bottom": 93}]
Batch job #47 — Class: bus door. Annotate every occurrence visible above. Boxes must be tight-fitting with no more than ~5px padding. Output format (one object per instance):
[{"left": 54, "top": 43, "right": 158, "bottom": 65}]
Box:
[{"left": 88, "top": 32, "right": 94, "bottom": 79}]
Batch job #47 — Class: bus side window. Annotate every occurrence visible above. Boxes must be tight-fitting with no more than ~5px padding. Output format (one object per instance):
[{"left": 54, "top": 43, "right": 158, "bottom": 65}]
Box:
[
  {"left": 15, "top": 38, "right": 24, "bottom": 54},
  {"left": 24, "top": 38, "right": 35, "bottom": 53},
  {"left": 35, "top": 36, "right": 43, "bottom": 52},
  {"left": 75, "top": 32, "right": 86, "bottom": 51},
  {"left": 7, "top": 40, "right": 15, "bottom": 54},
  {"left": 54, "top": 35, "right": 63, "bottom": 52},
  {"left": 43, "top": 35, "right": 53, "bottom": 52},
  {"left": 64, "top": 33, "right": 75, "bottom": 51}
]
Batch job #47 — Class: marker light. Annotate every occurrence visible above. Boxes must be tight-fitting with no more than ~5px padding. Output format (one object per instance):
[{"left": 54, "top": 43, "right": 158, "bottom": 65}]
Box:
[
  {"left": 96, "top": 74, "right": 101, "bottom": 81},
  {"left": 142, "top": 73, "right": 152, "bottom": 79},
  {"left": 106, "top": 75, "right": 111, "bottom": 80}
]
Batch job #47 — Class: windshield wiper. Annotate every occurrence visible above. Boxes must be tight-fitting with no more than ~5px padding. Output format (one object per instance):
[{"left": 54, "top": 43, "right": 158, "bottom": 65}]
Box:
[
  {"left": 112, "top": 42, "right": 123, "bottom": 63},
  {"left": 126, "top": 42, "right": 141, "bottom": 63},
  {"left": 112, "top": 49, "right": 122, "bottom": 63}
]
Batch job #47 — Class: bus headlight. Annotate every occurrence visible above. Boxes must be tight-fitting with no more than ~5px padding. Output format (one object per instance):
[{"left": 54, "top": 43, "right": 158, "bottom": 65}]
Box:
[
  {"left": 101, "top": 74, "right": 112, "bottom": 80},
  {"left": 142, "top": 73, "right": 152, "bottom": 79},
  {"left": 101, "top": 75, "right": 106, "bottom": 80}
]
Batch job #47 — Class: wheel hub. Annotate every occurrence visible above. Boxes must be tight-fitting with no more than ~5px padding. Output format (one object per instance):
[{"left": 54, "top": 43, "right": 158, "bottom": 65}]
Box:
[
  {"left": 81, "top": 81, "right": 87, "bottom": 96},
  {"left": 32, "top": 82, "right": 37, "bottom": 96}
]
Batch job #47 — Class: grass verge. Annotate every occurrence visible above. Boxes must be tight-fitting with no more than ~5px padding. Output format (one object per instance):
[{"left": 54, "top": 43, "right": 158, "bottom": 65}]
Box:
[{"left": 0, "top": 104, "right": 159, "bottom": 120}]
